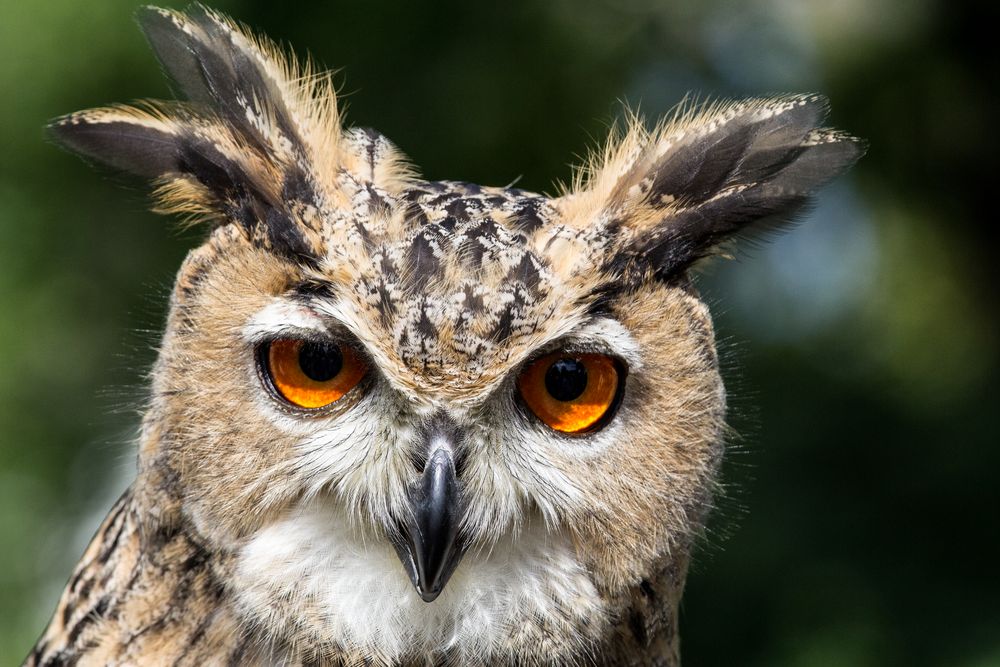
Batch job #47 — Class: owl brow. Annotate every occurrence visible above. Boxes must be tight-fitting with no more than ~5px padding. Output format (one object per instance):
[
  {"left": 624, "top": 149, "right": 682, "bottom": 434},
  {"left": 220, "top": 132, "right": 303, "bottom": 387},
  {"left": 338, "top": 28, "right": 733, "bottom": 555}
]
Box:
[
  {"left": 526, "top": 317, "right": 642, "bottom": 369},
  {"left": 290, "top": 278, "right": 340, "bottom": 302},
  {"left": 242, "top": 299, "right": 330, "bottom": 343},
  {"left": 580, "top": 281, "right": 622, "bottom": 318}
]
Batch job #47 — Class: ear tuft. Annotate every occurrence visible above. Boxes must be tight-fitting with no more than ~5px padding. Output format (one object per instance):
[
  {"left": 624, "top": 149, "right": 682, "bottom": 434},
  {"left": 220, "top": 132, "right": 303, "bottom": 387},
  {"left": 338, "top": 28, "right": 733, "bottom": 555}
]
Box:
[
  {"left": 135, "top": 4, "right": 310, "bottom": 163},
  {"left": 48, "top": 5, "right": 406, "bottom": 265},
  {"left": 562, "top": 95, "right": 865, "bottom": 282}
]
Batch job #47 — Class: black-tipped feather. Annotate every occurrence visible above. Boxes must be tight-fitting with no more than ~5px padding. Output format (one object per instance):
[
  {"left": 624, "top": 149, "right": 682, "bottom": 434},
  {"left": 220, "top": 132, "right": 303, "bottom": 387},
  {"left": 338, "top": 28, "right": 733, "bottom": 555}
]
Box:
[
  {"left": 648, "top": 121, "right": 758, "bottom": 203},
  {"left": 48, "top": 119, "right": 180, "bottom": 178},
  {"left": 137, "top": 5, "right": 304, "bottom": 157}
]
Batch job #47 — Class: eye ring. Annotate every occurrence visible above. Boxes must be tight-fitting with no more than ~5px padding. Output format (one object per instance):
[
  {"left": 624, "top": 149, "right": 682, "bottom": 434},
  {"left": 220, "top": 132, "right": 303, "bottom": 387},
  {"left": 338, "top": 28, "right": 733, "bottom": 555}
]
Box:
[
  {"left": 517, "top": 351, "right": 626, "bottom": 434},
  {"left": 257, "top": 337, "right": 368, "bottom": 411}
]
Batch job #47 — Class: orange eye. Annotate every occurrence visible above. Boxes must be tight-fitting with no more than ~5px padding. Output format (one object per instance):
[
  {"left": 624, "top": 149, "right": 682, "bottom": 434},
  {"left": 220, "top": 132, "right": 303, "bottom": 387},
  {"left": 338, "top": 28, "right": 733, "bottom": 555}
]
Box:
[
  {"left": 263, "top": 338, "right": 368, "bottom": 409},
  {"left": 517, "top": 352, "right": 623, "bottom": 434}
]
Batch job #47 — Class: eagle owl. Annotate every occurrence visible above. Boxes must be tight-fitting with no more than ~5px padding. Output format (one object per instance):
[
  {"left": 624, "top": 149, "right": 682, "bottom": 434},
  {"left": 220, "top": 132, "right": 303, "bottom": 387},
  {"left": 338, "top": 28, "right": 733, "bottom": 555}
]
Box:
[{"left": 26, "top": 6, "right": 863, "bottom": 666}]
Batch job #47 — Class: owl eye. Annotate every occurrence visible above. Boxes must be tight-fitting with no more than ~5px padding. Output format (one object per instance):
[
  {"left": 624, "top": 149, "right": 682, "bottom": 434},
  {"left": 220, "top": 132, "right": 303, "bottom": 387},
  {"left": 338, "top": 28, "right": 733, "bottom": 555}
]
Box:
[
  {"left": 517, "top": 352, "right": 624, "bottom": 434},
  {"left": 261, "top": 338, "right": 368, "bottom": 409}
]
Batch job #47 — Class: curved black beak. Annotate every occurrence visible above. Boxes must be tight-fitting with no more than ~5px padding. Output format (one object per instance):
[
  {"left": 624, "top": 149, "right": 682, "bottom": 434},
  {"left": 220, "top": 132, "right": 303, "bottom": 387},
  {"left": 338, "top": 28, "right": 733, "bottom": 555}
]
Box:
[{"left": 391, "top": 442, "right": 465, "bottom": 602}]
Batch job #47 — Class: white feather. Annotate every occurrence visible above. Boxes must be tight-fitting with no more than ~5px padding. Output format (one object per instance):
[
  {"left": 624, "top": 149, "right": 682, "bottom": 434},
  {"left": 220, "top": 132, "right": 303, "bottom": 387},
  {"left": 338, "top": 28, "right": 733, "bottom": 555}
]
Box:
[{"left": 232, "top": 499, "right": 607, "bottom": 661}]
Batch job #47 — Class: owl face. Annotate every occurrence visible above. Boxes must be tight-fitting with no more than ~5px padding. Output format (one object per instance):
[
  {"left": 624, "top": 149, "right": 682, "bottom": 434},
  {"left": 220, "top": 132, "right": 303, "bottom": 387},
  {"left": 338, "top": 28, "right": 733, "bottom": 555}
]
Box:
[
  {"left": 52, "top": 6, "right": 862, "bottom": 660},
  {"left": 142, "top": 174, "right": 725, "bottom": 657}
]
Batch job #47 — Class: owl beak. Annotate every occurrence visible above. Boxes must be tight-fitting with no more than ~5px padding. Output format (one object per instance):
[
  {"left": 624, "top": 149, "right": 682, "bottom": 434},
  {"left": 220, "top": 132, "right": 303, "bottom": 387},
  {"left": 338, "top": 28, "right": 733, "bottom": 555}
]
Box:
[{"left": 392, "top": 445, "right": 465, "bottom": 603}]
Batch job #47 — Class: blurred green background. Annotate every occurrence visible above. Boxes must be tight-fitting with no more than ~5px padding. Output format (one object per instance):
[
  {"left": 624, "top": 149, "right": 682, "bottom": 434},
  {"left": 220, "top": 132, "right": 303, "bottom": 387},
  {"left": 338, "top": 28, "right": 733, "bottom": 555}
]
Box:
[{"left": 1, "top": 0, "right": 996, "bottom": 664}]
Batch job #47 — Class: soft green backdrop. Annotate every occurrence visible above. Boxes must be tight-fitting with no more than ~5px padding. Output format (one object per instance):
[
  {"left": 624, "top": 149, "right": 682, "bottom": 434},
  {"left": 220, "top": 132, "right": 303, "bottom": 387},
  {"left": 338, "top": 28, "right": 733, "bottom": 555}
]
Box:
[{"left": 1, "top": 0, "right": 996, "bottom": 664}]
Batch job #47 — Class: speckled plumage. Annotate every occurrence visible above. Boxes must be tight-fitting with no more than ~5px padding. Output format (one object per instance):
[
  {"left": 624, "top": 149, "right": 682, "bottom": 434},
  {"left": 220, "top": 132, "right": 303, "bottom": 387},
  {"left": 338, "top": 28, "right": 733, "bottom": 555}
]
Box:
[{"left": 28, "top": 5, "right": 863, "bottom": 666}]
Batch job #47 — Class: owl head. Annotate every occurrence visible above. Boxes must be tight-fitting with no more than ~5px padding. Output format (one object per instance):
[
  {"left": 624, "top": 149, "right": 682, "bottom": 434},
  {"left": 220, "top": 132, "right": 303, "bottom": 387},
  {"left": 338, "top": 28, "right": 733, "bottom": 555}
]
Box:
[{"left": 51, "top": 6, "right": 863, "bottom": 662}]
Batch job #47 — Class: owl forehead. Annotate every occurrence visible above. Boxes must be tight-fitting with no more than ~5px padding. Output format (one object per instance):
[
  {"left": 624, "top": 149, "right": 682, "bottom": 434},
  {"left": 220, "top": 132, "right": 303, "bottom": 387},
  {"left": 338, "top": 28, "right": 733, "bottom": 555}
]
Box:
[{"left": 315, "top": 180, "right": 600, "bottom": 387}]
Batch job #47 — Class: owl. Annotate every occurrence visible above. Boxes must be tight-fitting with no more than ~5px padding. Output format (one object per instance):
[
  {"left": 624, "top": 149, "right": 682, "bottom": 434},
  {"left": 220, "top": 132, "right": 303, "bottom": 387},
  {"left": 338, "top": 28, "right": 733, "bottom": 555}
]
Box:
[{"left": 25, "top": 6, "right": 863, "bottom": 666}]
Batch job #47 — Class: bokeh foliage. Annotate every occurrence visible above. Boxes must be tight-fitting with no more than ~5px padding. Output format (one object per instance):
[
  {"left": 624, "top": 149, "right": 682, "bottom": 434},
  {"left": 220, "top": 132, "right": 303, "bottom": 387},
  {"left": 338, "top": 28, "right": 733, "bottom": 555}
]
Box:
[{"left": 0, "top": 0, "right": 995, "bottom": 664}]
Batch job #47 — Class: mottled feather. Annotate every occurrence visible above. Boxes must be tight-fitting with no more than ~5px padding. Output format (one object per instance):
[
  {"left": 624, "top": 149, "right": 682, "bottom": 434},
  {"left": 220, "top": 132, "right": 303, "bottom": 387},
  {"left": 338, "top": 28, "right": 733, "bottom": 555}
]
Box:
[{"left": 31, "top": 5, "right": 863, "bottom": 666}]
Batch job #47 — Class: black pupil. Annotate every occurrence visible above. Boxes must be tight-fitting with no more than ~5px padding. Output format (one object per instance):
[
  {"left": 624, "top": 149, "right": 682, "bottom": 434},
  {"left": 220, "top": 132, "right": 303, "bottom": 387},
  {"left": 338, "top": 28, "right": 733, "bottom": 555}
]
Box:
[
  {"left": 298, "top": 341, "right": 344, "bottom": 382},
  {"left": 545, "top": 358, "right": 588, "bottom": 402}
]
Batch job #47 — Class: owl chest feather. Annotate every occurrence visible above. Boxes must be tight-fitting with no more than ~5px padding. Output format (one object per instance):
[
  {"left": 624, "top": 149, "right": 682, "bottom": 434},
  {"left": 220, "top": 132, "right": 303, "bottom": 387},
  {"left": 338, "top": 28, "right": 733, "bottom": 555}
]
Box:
[
  {"left": 230, "top": 499, "right": 610, "bottom": 662},
  {"left": 27, "top": 489, "right": 682, "bottom": 666},
  {"left": 24, "top": 491, "right": 253, "bottom": 666}
]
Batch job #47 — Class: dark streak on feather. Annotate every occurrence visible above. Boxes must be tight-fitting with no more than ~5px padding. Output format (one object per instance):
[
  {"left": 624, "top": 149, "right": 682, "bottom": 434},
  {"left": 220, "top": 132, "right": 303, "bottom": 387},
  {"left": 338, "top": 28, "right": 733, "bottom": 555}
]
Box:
[
  {"left": 511, "top": 198, "right": 546, "bottom": 233},
  {"left": 628, "top": 609, "right": 649, "bottom": 647},
  {"left": 404, "top": 229, "right": 442, "bottom": 291},
  {"left": 65, "top": 596, "right": 110, "bottom": 646}
]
